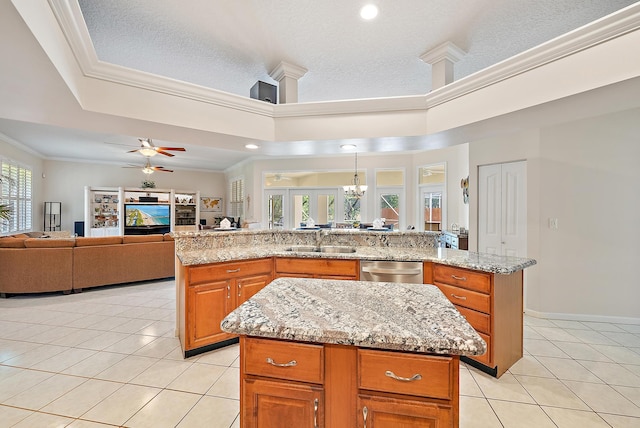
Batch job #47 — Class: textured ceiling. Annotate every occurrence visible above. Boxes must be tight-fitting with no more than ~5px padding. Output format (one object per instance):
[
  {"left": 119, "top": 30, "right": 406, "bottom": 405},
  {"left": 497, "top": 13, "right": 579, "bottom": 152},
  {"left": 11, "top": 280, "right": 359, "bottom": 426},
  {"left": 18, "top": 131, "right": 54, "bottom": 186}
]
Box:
[
  {"left": 0, "top": 1, "right": 637, "bottom": 172},
  {"left": 78, "top": 0, "right": 637, "bottom": 102}
]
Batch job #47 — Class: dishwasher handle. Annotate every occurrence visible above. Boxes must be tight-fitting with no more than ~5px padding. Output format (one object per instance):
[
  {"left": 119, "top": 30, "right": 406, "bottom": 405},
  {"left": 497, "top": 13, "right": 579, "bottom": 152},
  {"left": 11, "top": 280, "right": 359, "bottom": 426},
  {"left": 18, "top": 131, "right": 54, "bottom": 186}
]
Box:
[{"left": 361, "top": 267, "right": 423, "bottom": 276}]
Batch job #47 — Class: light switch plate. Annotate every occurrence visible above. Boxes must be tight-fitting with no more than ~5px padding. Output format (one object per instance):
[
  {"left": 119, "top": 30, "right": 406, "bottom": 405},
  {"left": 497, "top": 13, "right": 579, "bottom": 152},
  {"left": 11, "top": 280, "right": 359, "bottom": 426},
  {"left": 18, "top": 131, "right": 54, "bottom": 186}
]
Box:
[{"left": 548, "top": 218, "right": 558, "bottom": 229}]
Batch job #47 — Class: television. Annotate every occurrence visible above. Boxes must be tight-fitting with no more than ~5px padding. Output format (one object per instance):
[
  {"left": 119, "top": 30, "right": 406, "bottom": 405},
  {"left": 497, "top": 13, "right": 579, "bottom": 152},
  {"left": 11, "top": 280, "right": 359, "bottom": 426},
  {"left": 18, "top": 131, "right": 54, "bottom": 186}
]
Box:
[{"left": 124, "top": 204, "right": 171, "bottom": 235}]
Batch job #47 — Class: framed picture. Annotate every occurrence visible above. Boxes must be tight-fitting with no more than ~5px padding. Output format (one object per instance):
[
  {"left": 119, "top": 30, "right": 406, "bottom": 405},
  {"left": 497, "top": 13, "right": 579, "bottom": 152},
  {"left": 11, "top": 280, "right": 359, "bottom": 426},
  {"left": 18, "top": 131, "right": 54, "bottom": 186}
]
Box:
[{"left": 200, "top": 196, "right": 223, "bottom": 213}]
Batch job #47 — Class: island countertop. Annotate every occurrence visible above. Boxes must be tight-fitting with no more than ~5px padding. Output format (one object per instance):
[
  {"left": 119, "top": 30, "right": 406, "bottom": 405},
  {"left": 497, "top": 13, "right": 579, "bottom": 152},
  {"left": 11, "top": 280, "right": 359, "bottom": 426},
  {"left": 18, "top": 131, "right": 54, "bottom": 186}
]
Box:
[{"left": 221, "top": 277, "right": 487, "bottom": 356}]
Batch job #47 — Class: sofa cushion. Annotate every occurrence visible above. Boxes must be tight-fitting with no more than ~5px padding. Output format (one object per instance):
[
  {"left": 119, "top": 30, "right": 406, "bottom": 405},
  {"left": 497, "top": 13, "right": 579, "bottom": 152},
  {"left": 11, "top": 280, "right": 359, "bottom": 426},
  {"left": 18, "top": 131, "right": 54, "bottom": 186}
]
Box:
[
  {"left": 12, "top": 233, "right": 30, "bottom": 239},
  {"left": 123, "top": 234, "right": 164, "bottom": 243},
  {"left": 24, "top": 238, "right": 76, "bottom": 248},
  {"left": 0, "top": 237, "right": 27, "bottom": 248},
  {"left": 75, "top": 236, "right": 123, "bottom": 247}
]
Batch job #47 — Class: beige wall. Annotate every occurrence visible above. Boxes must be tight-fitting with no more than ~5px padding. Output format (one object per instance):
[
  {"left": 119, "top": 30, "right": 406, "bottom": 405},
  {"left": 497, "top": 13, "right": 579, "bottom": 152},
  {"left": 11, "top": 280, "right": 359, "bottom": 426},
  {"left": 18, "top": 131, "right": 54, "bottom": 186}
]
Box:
[
  {"left": 10, "top": 157, "right": 227, "bottom": 232},
  {"left": 235, "top": 145, "right": 469, "bottom": 230},
  {"left": 470, "top": 108, "right": 639, "bottom": 322}
]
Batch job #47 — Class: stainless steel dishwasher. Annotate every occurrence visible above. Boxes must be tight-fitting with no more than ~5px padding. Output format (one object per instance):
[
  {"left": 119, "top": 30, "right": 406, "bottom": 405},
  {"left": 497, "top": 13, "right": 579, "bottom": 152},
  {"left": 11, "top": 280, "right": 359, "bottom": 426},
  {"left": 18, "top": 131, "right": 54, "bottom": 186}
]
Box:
[{"left": 359, "top": 260, "right": 423, "bottom": 283}]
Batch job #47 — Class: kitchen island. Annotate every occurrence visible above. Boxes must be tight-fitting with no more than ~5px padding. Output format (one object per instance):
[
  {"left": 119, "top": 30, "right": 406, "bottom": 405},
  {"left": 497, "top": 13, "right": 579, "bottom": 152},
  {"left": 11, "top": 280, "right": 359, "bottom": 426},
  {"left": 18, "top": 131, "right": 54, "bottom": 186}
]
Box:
[
  {"left": 221, "top": 276, "right": 486, "bottom": 428},
  {"left": 173, "top": 229, "right": 536, "bottom": 376}
]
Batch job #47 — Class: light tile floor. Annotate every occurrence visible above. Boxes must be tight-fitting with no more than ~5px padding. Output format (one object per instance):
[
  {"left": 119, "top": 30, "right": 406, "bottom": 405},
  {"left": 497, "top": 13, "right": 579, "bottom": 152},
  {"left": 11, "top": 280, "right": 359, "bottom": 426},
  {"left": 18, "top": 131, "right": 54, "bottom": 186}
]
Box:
[{"left": 0, "top": 279, "right": 638, "bottom": 427}]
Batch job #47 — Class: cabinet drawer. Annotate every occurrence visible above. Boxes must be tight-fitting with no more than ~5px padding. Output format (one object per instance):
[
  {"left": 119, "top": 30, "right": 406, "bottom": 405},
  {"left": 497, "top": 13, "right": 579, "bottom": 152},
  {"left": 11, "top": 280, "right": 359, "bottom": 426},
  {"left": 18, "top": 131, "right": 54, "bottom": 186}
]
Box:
[
  {"left": 189, "top": 258, "right": 272, "bottom": 285},
  {"left": 434, "top": 265, "right": 491, "bottom": 294},
  {"left": 358, "top": 349, "right": 454, "bottom": 400},
  {"left": 434, "top": 283, "right": 491, "bottom": 314},
  {"left": 454, "top": 305, "right": 490, "bottom": 335},
  {"left": 244, "top": 338, "right": 324, "bottom": 384},
  {"left": 467, "top": 331, "right": 491, "bottom": 367},
  {"left": 275, "top": 258, "right": 358, "bottom": 277}
]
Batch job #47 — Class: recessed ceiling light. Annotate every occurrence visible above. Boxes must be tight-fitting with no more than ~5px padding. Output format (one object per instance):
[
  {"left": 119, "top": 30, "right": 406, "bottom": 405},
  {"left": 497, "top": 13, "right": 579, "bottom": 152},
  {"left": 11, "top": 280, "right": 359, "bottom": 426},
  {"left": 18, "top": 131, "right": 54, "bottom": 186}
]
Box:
[
  {"left": 340, "top": 144, "right": 357, "bottom": 150},
  {"left": 360, "top": 4, "right": 378, "bottom": 20},
  {"left": 245, "top": 143, "right": 260, "bottom": 150}
]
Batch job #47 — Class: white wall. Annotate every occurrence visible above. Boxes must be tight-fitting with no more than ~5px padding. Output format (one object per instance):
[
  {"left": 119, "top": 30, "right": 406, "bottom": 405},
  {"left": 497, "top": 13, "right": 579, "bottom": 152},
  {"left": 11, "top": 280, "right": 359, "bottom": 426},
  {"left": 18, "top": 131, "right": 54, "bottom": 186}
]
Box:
[
  {"left": 41, "top": 160, "right": 226, "bottom": 232},
  {"left": 470, "top": 108, "right": 640, "bottom": 322}
]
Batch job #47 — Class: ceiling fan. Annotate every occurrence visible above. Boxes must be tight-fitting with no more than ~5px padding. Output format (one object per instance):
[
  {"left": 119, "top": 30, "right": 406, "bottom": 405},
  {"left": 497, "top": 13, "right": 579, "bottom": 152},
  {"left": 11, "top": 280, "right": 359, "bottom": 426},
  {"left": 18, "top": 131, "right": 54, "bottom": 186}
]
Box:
[
  {"left": 125, "top": 158, "right": 173, "bottom": 174},
  {"left": 128, "top": 138, "right": 186, "bottom": 157}
]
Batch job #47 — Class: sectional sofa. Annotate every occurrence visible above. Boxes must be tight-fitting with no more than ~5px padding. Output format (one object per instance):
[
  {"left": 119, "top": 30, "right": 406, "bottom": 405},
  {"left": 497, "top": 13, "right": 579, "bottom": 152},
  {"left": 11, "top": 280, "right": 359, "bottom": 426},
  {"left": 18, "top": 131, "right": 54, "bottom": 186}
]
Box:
[{"left": 0, "top": 233, "right": 175, "bottom": 297}]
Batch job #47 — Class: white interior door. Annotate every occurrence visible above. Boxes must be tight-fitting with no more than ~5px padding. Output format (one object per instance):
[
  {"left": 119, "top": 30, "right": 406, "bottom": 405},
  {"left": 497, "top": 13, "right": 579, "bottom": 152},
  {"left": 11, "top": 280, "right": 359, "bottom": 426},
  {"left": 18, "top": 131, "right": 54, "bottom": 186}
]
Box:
[{"left": 478, "top": 161, "right": 527, "bottom": 257}]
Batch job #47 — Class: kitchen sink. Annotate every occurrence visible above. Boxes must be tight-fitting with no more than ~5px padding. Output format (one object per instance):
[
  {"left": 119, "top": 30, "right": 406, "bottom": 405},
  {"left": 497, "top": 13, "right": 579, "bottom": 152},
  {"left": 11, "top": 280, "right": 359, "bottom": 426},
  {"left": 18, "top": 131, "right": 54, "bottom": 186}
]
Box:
[
  {"left": 284, "top": 245, "right": 356, "bottom": 254},
  {"left": 284, "top": 245, "right": 319, "bottom": 252},
  {"left": 318, "top": 246, "right": 356, "bottom": 253}
]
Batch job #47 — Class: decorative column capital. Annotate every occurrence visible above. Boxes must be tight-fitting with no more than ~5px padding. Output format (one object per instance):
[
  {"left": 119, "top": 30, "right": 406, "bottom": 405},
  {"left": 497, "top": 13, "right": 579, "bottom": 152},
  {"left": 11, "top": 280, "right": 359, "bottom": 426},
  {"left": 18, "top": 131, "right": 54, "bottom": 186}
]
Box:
[
  {"left": 269, "top": 61, "right": 308, "bottom": 82},
  {"left": 420, "top": 41, "right": 466, "bottom": 65}
]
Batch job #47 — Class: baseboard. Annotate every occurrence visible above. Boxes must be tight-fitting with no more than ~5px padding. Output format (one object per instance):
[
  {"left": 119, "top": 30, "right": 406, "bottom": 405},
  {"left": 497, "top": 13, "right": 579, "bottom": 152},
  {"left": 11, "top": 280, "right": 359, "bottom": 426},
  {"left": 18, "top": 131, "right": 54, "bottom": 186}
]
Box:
[{"left": 525, "top": 308, "right": 640, "bottom": 326}]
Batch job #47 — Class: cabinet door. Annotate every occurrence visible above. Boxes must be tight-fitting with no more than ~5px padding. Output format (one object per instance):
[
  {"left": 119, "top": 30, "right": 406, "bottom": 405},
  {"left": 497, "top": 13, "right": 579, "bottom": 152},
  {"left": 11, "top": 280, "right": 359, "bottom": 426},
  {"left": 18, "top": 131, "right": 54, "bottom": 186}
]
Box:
[
  {"left": 358, "top": 395, "right": 452, "bottom": 428},
  {"left": 237, "top": 273, "right": 272, "bottom": 306},
  {"left": 187, "top": 280, "right": 234, "bottom": 349},
  {"left": 244, "top": 378, "right": 323, "bottom": 428}
]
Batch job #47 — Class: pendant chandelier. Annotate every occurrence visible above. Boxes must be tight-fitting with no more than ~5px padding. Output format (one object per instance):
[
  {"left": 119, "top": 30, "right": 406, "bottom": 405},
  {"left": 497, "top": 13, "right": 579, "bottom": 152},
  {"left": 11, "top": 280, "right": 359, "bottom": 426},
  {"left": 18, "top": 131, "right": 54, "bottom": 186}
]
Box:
[{"left": 343, "top": 152, "right": 367, "bottom": 198}]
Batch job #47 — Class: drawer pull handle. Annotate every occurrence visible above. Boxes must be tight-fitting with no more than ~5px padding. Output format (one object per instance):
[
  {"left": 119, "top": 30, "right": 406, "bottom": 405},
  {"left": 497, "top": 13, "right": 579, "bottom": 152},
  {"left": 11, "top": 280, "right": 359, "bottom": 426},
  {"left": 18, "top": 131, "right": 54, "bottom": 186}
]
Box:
[
  {"left": 237, "top": 284, "right": 241, "bottom": 297},
  {"left": 266, "top": 357, "right": 297, "bottom": 368},
  {"left": 451, "top": 293, "right": 467, "bottom": 301},
  {"left": 451, "top": 274, "right": 467, "bottom": 281},
  {"left": 314, "top": 398, "right": 318, "bottom": 428},
  {"left": 227, "top": 285, "right": 230, "bottom": 299},
  {"left": 363, "top": 406, "right": 368, "bottom": 428},
  {"left": 385, "top": 370, "right": 422, "bottom": 382},
  {"left": 226, "top": 268, "right": 241, "bottom": 273}
]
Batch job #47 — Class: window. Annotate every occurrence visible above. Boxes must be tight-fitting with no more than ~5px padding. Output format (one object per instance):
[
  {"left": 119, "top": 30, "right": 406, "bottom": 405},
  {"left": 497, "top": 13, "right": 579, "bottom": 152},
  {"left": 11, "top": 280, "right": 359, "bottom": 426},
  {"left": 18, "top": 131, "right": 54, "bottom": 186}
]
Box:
[
  {"left": 229, "top": 177, "right": 244, "bottom": 218},
  {"left": 1, "top": 158, "right": 32, "bottom": 234}
]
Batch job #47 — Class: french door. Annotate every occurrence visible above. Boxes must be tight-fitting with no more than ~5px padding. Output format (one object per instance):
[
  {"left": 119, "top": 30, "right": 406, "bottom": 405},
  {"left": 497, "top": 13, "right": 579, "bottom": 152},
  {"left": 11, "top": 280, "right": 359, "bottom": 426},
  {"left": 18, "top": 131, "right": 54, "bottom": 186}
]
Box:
[{"left": 289, "top": 189, "right": 337, "bottom": 228}]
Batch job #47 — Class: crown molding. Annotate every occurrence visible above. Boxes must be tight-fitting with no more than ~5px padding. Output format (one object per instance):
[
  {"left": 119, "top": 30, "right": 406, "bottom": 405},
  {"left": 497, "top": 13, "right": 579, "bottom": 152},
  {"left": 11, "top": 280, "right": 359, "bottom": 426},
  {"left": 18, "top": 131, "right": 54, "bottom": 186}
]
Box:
[
  {"left": 425, "top": 3, "right": 640, "bottom": 108},
  {"left": 0, "top": 132, "right": 45, "bottom": 158},
  {"left": 43, "top": 1, "right": 640, "bottom": 124}
]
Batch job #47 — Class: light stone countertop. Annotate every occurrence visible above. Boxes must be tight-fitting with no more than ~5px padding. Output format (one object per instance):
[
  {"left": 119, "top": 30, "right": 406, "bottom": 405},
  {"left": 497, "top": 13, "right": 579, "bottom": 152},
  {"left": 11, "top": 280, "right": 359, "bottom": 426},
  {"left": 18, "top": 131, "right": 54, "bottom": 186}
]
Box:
[
  {"left": 173, "top": 229, "right": 536, "bottom": 274},
  {"left": 221, "top": 277, "right": 487, "bottom": 356}
]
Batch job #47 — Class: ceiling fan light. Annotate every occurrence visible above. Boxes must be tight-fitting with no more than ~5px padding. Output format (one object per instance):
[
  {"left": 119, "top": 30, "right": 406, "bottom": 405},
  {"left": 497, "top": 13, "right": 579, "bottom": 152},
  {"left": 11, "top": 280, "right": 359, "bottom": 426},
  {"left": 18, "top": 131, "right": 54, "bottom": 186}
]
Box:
[
  {"left": 142, "top": 166, "right": 154, "bottom": 174},
  {"left": 139, "top": 148, "right": 157, "bottom": 157}
]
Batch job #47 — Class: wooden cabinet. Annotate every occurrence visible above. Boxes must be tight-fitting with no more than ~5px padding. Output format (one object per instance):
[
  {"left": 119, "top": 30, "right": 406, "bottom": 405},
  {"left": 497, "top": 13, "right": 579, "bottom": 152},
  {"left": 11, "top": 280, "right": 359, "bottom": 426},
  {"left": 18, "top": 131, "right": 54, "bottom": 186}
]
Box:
[
  {"left": 242, "top": 338, "right": 324, "bottom": 428},
  {"left": 357, "top": 395, "right": 453, "bottom": 428},
  {"left": 240, "top": 337, "right": 458, "bottom": 428},
  {"left": 429, "top": 263, "right": 523, "bottom": 377},
  {"left": 357, "top": 349, "right": 456, "bottom": 428},
  {"left": 243, "top": 378, "right": 324, "bottom": 428},
  {"left": 275, "top": 258, "right": 359, "bottom": 280},
  {"left": 179, "top": 258, "right": 272, "bottom": 356}
]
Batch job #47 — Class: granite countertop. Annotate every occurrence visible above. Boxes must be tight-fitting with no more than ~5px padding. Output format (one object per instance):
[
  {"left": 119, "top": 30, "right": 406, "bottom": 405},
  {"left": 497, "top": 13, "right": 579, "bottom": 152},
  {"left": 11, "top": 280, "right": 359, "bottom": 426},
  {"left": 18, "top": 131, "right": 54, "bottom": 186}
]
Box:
[
  {"left": 221, "top": 277, "right": 486, "bottom": 356},
  {"left": 177, "top": 245, "right": 535, "bottom": 274}
]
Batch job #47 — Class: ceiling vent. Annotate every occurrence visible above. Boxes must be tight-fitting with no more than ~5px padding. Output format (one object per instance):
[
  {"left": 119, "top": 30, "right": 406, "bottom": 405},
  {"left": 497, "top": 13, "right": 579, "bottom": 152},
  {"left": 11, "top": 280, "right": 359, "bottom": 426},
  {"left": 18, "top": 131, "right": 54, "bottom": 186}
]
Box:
[{"left": 250, "top": 81, "right": 277, "bottom": 104}]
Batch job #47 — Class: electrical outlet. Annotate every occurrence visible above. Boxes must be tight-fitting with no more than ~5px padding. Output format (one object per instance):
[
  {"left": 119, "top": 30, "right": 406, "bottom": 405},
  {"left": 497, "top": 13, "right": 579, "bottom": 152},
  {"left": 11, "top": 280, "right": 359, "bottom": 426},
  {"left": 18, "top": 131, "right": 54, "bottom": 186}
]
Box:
[{"left": 548, "top": 218, "right": 558, "bottom": 229}]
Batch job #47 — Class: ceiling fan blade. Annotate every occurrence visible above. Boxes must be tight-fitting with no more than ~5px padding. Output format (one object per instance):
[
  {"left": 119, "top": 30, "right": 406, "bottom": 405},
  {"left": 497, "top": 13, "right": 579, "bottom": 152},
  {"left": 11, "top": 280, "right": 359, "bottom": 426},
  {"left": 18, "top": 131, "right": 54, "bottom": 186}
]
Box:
[
  {"left": 127, "top": 149, "right": 141, "bottom": 153},
  {"left": 153, "top": 167, "right": 173, "bottom": 172},
  {"left": 156, "top": 150, "right": 175, "bottom": 157},
  {"left": 156, "top": 147, "right": 186, "bottom": 151}
]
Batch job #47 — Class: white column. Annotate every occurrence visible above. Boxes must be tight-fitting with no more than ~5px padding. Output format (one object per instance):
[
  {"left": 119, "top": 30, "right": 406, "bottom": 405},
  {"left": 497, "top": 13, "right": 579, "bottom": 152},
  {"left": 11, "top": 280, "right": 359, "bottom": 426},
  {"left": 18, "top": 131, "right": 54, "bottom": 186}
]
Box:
[
  {"left": 420, "top": 41, "right": 466, "bottom": 90},
  {"left": 269, "top": 61, "right": 308, "bottom": 104}
]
